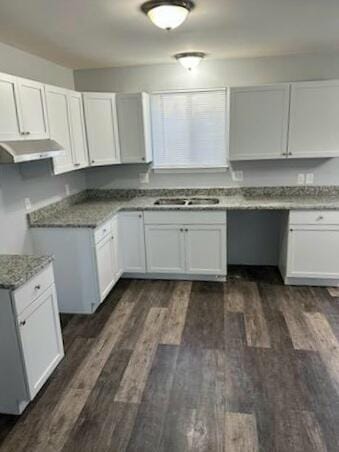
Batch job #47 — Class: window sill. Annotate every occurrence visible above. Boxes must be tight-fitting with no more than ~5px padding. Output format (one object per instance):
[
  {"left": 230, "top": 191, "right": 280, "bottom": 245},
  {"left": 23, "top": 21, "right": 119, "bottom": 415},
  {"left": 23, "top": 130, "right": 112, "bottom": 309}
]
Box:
[{"left": 152, "top": 166, "right": 229, "bottom": 174}]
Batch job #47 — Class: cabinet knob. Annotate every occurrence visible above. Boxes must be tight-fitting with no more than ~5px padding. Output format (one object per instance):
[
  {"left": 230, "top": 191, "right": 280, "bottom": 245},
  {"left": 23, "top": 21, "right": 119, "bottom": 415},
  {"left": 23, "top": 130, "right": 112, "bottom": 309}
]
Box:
[
  {"left": 74, "top": 163, "right": 81, "bottom": 167},
  {"left": 185, "top": 228, "right": 188, "bottom": 232},
  {"left": 180, "top": 228, "right": 184, "bottom": 232},
  {"left": 290, "top": 228, "right": 293, "bottom": 232},
  {"left": 288, "top": 152, "right": 292, "bottom": 156},
  {"left": 141, "top": 157, "right": 145, "bottom": 161},
  {"left": 91, "top": 160, "right": 95, "bottom": 164},
  {"left": 138, "top": 214, "right": 142, "bottom": 218},
  {"left": 20, "top": 320, "right": 26, "bottom": 326},
  {"left": 317, "top": 215, "right": 324, "bottom": 221},
  {"left": 35, "top": 284, "right": 41, "bottom": 291},
  {"left": 26, "top": 131, "right": 31, "bottom": 135}
]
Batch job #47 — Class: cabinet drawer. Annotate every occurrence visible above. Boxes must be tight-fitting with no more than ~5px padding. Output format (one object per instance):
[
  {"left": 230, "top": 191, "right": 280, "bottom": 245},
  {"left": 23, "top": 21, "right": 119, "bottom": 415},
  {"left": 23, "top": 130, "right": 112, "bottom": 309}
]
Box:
[
  {"left": 13, "top": 264, "right": 54, "bottom": 316},
  {"left": 289, "top": 210, "right": 339, "bottom": 225},
  {"left": 94, "top": 219, "right": 112, "bottom": 244},
  {"left": 144, "top": 211, "right": 226, "bottom": 225}
]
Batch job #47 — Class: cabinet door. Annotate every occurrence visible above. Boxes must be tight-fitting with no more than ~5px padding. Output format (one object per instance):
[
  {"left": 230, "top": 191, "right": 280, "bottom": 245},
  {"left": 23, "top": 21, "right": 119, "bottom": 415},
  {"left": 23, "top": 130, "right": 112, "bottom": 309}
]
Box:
[
  {"left": 229, "top": 85, "right": 290, "bottom": 160},
  {"left": 18, "top": 284, "right": 64, "bottom": 399},
  {"left": 112, "top": 216, "right": 123, "bottom": 280},
  {"left": 120, "top": 212, "right": 146, "bottom": 273},
  {"left": 0, "top": 73, "right": 23, "bottom": 140},
  {"left": 83, "top": 93, "right": 120, "bottom": 166},
  {"left": 68, "top": 91, "right": 89, "bottom": 169},
  {"left": 288, "top": 81, "right": 339, "bottom": 158},
  {"left": 185, "top": 225, "right": 227, "bottom": 275},
  {"left": 17, "top": 78, "right": 49, "bottom": 139},
  {"left": 96, "top": 234, "right": 115, "bottom": 301},
  {"left": 145, "top": 225, "right": 185, "bottom": 273},
  {"left": 45, "top": 86, "right": 74, "bottom": 174},
  {"left": 287, "top": 226, "right": 339, "bottom": 279},
  {"left": 117, "top": 93, "right": 152, "bottom": 163}
]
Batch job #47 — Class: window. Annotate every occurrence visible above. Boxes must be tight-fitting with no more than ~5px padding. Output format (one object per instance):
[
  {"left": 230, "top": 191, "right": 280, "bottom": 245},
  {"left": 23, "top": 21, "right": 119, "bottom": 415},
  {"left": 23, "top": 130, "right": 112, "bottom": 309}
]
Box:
[{"left": 151, "top": 89, "right": 227, "bottom": 169}]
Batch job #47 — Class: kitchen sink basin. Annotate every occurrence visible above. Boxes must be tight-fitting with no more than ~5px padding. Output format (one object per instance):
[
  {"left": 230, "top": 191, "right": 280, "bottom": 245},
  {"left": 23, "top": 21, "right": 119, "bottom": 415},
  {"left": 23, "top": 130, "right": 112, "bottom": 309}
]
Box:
[
  {"left": 154, "top": 197, "right": 220, "bottom": 206},
  {"left": 187, "top": 198, "right": 220, "bottom": 205},
  {"left": 154, "top": 198, "right": 187, "bottom": 206}
]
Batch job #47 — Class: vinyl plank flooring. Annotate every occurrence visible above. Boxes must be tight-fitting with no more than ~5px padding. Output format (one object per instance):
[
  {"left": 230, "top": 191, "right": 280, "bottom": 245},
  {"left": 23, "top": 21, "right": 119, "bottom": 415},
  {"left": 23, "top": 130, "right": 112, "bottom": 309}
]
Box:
[
  {"left": 181, "top": 281, "right": 225, "bottom": 350},
  {"left": 225, "top": 281, "right": 271, "bottom": 348},
  {"left": 114, "top": 307, "right": 167, "bottom": 403},
  {"left": 126, "top": 345, "right": 179, "bottom": 452},
  {"left": 224, "top": 412, "right": 259, "bottom": 452},
  {"left": 160, "top": 281, "right": 192, "bottom": 345},
  {"left": 328, "top": 287, "right": 339, "bottom": 298},
  {"left": 278, "top": 286, "right": 316, "bottom": 351},
  {"left": 1, "top": 270, "right": 339, "bottom": 452}
]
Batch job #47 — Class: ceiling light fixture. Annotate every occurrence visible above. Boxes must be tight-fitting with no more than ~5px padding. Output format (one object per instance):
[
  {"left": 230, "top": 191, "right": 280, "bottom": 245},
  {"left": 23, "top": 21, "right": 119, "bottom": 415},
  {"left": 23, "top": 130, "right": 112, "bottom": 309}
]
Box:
[
  {"left": 141, "top": 0, "right": 195, "bottom": 31},
  {"left": 174, "top": 52, "right": 206, "bottom": 71}
]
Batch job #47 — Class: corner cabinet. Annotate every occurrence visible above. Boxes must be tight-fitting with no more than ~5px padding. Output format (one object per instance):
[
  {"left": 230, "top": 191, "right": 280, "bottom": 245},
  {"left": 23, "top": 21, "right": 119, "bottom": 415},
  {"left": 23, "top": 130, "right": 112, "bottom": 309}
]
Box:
[
  {"left": 0, "top": 72, "right": 49, "bottom": 141},
  {"left": 83, "top": 92, "right": 121, "bottom": 166},
  {"left": 116, "top": 92, "right": 152, "bottom": 164},
  {"left": 32, "top": 215, "right": 122, "bottom": 314},
  {"left": 279, "top": 210, "right": 339, "bottom": 286},
  {"left": 144, "top": 211, "right": 227, "bottom": 279},
  {"left": 288, "top": 81, "right": 339, "bottom": 158},
  {"left": 0, "top": 264, "right": 64, "bottom": 415},
  {"left": 229, "top": 84, "right": 290, "bottom": 161},
  {"left": 45, "top": 86, "right": 89, "bottom": 175}
]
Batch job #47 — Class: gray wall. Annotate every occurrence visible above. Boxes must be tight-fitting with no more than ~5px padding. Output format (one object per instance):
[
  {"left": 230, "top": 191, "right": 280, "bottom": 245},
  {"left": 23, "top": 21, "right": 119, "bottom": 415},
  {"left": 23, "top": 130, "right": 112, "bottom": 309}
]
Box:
[
  {"left": 0, "top": 43, "right": 86, "bottom": 254},
  {"left": 74, "top": 52, "right": 339, "bottom": 190}
]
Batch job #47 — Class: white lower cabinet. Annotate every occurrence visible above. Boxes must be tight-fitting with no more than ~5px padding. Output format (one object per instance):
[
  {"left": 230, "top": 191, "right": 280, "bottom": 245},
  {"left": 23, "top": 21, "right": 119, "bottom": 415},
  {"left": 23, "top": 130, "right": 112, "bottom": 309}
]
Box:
[
  {"left": 0, "top": 265, "right": 64, "bottom": 415},
  {"left": 120, "top": 212, "right": 146, "bottom": 273},
  {"left": 32, "top": 214, "right": 121, "bottom": 314},
  {"left": 280, "top": 210, "right": 339, "bottom": 285},
  {"left": 144, "top": 211, "right": 227, "bottom": 278},
  {"left": 145, "top": 225, "right": 185, "bottom": 273}
]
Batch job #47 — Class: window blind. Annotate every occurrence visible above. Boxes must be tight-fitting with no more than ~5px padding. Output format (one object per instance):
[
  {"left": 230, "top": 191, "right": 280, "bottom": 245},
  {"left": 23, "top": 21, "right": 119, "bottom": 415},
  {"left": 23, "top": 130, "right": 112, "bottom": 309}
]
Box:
[{"left": 151, "top": 89, "right": 227, "bottom": 169}]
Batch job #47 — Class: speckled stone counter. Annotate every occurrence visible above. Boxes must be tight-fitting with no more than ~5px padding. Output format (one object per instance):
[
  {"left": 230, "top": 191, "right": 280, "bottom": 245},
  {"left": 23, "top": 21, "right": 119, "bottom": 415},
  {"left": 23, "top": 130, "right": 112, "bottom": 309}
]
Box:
[
  {"left": 0, "top": 255, "right": 53, "bottom": 290},
  {"left": 28, "top": 186, "right": 339, "bottom": 229}
]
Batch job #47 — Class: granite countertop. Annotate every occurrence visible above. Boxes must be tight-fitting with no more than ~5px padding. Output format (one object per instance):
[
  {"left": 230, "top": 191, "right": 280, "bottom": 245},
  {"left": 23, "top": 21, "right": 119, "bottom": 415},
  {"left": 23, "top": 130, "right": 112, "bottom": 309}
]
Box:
[
  {"left": 28, "top": 187, "right": 339, "bottom": 229},
  {"left": 0, "top": 255, "right": 53, "bottom": 290}
]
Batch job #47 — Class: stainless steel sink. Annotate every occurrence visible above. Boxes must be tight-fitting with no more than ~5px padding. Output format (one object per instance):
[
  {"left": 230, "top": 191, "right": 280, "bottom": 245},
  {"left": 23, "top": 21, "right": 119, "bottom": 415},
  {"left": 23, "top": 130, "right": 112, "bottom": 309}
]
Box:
[
  {"left": 154, "top": 197, "right": 220, "bottom": 206},
  {"left": 154, "top": 198, "right": 187, "bottom": 206},
  {"left": 187, "top": 198, "right": 220, "bottom": 205}
]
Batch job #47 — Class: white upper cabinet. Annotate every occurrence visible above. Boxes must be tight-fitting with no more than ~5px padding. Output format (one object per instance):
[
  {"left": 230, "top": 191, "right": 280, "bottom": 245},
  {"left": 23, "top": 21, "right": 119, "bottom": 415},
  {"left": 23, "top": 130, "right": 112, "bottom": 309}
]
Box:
[
  {"left": 288, "top": 80, "right": 339, "bottom": 158},
  {"left": 68, "top": 91, "right": 89, "bottom": 169},
  {"left": 16, "top": 77, "right": 49, "bottom": 139},
  {"left": 45, "top": 85, "right": 74, "bottom": 174},
  {"left": 117, "top": 92, "right": 152, "bottom": 164},
  {"left": 46, "top": 86, "right": 89, "bottom": 174},
  {"left": 83, "top": 92, "right": 120, "bottom": 166},
  {"left": 229, "top": 84, "right": 290, "bottom": 161},
  {"left": 0, "top": 73, "right": 22, "bottom": 140}
]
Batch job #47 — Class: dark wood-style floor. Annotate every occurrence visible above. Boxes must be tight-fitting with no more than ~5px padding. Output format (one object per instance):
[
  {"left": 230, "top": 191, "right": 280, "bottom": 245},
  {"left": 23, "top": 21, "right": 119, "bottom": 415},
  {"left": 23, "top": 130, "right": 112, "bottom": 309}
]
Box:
[{"left": 1, "top": 266, "right": 339, "bottom": 452}]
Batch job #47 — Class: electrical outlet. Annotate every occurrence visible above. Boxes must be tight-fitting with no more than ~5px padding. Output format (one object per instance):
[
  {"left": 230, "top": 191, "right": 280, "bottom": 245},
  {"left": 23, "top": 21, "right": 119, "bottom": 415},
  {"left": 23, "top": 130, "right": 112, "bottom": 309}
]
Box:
[
  {"left": 24, "top": 198, "right": 32, "bottom": 211},
  {"left": 231, "top": 170, "right": 243, "bottom": 182},
  {"left": 65, "top": 184, "right": 70, "bottom": 196},
  {"left": 297, "top": 173, "right": 305, "bottom": 185},
  {"left": 306, "top": 173, "right": 314, "bottom": 185},
  {"left": 140, "top": 172, "right": 149, "bottom": 184}
]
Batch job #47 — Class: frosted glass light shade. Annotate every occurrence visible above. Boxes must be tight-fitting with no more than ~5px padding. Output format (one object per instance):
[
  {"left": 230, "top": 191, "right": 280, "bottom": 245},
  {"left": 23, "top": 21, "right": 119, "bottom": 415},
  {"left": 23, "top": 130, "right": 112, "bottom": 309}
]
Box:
[
  {"left": 175, "top": 52, "right": 206, "bottom": 71},
  {"left": 141, "top": 1, "right": 195, "bottom": 31},
  {"left": 148, "top": 5, "right": 189, "bottom": 30}
]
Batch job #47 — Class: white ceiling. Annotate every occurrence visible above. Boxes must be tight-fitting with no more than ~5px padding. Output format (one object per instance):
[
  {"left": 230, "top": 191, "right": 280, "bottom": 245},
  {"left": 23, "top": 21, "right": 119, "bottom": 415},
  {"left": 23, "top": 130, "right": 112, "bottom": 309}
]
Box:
[{"left": 0, "top": 0, "right": 339, "bottom": 69}]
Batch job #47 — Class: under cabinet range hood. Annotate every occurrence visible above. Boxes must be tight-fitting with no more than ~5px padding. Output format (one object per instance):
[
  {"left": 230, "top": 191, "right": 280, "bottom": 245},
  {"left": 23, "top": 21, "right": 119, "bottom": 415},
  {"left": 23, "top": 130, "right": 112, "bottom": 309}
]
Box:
[{"left": 0, "top": 139, "right": 64, "bottom": 163}]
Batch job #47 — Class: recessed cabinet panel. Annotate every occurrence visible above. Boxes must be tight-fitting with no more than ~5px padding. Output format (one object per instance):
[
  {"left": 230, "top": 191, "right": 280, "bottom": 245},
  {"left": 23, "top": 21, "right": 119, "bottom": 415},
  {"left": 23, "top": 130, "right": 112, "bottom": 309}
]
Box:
[
  {"left": 45, "top": 86, "right": 74, "bottom": 174},
  {"left": 17, "top": 78, "right": 49, "bottom": 139},
  {"left": 117, "top": 93, "right": 152, "bottom": 163},
  {"left": 83, "top": 93, "right": 120, "bottom": 166},
  {"left": 287, "top": 226, "right": 339, "bottom": 279},
  {"left": 95, "top": 234, "right": 115, "bottom": 300},
  {"left": 145, "top": 225, "right": 185, "bottom": 273},
  {"left": 185, "top": 225, "right": 226, "bottom": 275},
  {"left": 120, "top": 212, "right": 146, "bottom": 273},
  {"left": 288, "top": 81, "right": 339, "bottom": 158},
  {"left": 68, "top": 92, "right": 89, "bottom": 168},
  {"left": 229, "top": 84, "right": 290, "bottom": 160},
  {"left": 0, "top": 74, "right": 22, "bottom": 140},
  {"left": 18, "top": 285, "right": 64, "bottom": 399}
]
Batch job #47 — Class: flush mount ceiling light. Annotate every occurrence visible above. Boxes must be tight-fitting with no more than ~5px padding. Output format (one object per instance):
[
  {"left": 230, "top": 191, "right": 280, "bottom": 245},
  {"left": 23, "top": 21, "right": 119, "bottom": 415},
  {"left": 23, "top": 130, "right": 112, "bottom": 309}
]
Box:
[
  {"left": 141, "top": 0, "right": 195, "bottom": 31},
  {"left": 174, "top": 52, "right": 206, "bottom": 71}
]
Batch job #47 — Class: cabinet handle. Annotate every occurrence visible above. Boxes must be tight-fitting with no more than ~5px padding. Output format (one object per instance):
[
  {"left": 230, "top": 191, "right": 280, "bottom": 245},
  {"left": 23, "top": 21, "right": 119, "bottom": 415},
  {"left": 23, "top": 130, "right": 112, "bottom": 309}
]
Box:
[
  {"left": 20, "top": 320, "right": 26, "bottom": 326},
  {"left": 317, "top": 215, "right": 324, "bottom": 221},
  {"left": 26, "top": 131, "right": 31, "bottom": 135},
  {"left": 74, "top": 163, "right": 81, "bottom": 167},
  {"left": 35, "top": 284, "right": 41, "bottom": 291}
]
